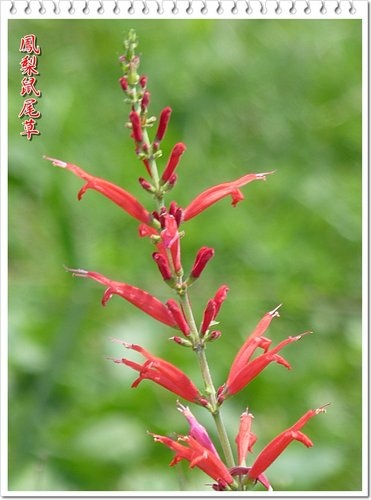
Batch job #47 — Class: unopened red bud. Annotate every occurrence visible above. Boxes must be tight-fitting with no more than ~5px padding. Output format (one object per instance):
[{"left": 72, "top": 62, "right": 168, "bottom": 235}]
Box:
[
  {"left": 152, "top": 252, "right": 172, "bottom": 281},
  {"left": 155, "top": 106, "right": 172, "bottom": 142},
  {"left": 201, "top": 299, "right": 216, "bottom": 334},
  {"left": 152, "top": 210, "right": 160, "bottom": 223},
  {"left": 167, "top": 174, "right": 177, "bottom": 187},
  {"left": 175, "top": 207, "right": 183, "bottom": 227},
  {"left": 161, "top": 143, "right": 186, "bottom": 183},
  {"left": 129, "top": 111, "right": 143, "bottom": 143},
  {"left": 169, "top": 201, "right": 178, "bottom": 217},
  {"left": 191, "top": 247, "right": 215, "bottom": 278},
  {"left": 139, "top": 177, "right": 154, "bottom": 192},
  {"left": 213, "top": 285, "right": 229, "bottom": 317},
  {"left": 141, "top": 91, "right": 150, "bottom": 111},
  {"left": 119, "top": 76, "right": 128, "bottom": 91},
  {"left": 142, "top": 159, "right": 152, "bottom": 177},
  {"left": 139, "top": 75, "right": 148, "bottom": 88},
  {"left": 167, "top": 299, "right": 191, "bottom": 336},
  {"left": 209, "top": 330, "right": 222, "bottom": 341},
  {"left": 170, "top": 336, "right": 193, "bottom": 347}
]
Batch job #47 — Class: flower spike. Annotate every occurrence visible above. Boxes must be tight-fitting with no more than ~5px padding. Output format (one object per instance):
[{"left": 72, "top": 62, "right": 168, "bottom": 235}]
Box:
[
  {"left": 183, "top": 171, "right": 275, "bottom": 221},
  {"left": 47, "top": 30, "right": 325, "bottom": 493},
  {"left": 44, "top": 156, "right": 150, "bottom": 224}
]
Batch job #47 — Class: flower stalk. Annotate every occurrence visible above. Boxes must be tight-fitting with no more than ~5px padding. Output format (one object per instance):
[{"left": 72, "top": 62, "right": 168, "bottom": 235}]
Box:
[{"left": 45, "top": 29, "right": 327, "bottom": 491}]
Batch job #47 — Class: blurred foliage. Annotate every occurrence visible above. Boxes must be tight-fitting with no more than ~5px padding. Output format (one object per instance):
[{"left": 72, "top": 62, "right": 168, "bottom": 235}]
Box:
[{"left": 8, "top": 19, "right": 362, "bottom": 492}]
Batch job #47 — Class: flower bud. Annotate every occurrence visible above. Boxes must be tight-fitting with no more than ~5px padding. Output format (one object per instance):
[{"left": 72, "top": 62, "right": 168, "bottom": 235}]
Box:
[
  {"left": 152, "top": 252, "right": 172, "bottom": 281},
  {"left": 139, "top": 177, "right": 154, "bottom": 193},
  {"left": 161, "top": 143, "right": 186, "bottom": 183},
  {"left": 191, "top": 247, "right": 215, "bottom": 278},
  {"left": 129, "top": 111, "right": 143, "bottom": 143},
  {"left": 166, "top": 299, "right": 191, "bottom": 336},
  {"left": 169, "top": 201, "right": 178, "bottom": 217},
  {"left": 119, "top": 76, "right": 128, "bottom": 91},
  {"left": 139, "top": 75, "right": 148, "bottom": 88},
  {"left": 200, "top": 299, "right": 216, "bottom": 334},
  {"left": 163, "top": 174, "right": 177, "bottom": 191},
  {"left": 175, "top": 207, "right": 183, "bottom": 227},
  {"left": 169, "top": 336, "right": 193, "bottom": 347},
  {"left": 155, "top": 106, "right": 172, "bottom": 142},
  {"left": 208, "top": 330, "right": 221, "bottom": 342},
  {"left": 141, "top": 91, "right": 150, "bottom": 112},
  {"left": 142, "top": 159, "right": 152, "bottom": 177}
]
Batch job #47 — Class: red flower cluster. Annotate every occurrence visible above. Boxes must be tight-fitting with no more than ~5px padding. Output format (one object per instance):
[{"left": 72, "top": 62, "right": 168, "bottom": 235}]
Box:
[
  {"left": 152, "top": 402, "right": 327, "bottom": 491},
  {"left": 109, "top": 340, "right": 207, "bottom": 405},
  {"left": 217, "top": 305, "right": 312, "bottom": 404}
]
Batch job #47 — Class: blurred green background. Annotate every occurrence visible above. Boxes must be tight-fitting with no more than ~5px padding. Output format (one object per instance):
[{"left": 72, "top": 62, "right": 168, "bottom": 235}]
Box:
[{"left": 8, "top": 19, "right": 362, "bottom": 492}]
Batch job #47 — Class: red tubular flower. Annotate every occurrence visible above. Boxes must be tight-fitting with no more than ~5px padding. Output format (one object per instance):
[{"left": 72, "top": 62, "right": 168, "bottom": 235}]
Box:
[
  {"left": 166, "top": 299, "right": 190, "bottom": 336},
  {"left": 219, "top": 333, "right": 309, "bottom": 403},
  {"left": 67, "top": 268, "right": 177, "bottom": 328},
  {"left": 111, "top": 341, "right": 204, "bottom": 404},
  {"left": 248, "top": 406, "right": 328, "bottom": 481},
  {"left": 155, "top": 106, "right": 172, "bottom": 142},
  {"left": 228, "top": 305, "right": 281, "bottom": 381},
  {"left": 213, "top": 285, "right": 229, "bottom": 317},
  {"left": 161, "top": 214, "right": 182, "bottom": 273},
  {"left": 129, "top": 111, "right": 143, "bottom": 143},
  {"left": 183, "top": 171, "right": 274, "bottom": 221},
  {"left": 151, "top": 433, "right": 234, "bottom": 488},
  {"left": 177, "top": 402, "right": 220, "bottom": 457},
  {"left": 190, "top": 247, "right": 215, "bottom": 279},
  {"left": 235, "top": 409, "right": 257, "bottom": 466},
  {"left": 44, "top": 156, "right": 150, "bottom": 224},
  {"left": 161, "top": 143, "right": 187, "bottom": 183}
]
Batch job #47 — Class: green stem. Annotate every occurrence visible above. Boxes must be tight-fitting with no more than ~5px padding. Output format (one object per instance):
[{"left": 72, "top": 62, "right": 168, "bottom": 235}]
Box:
[
  {"left": 212, "top": 408, "right": 235, "bottom": 469},
  {"left": 180, "top": 291, "right": 235, "bottom": 469}
]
